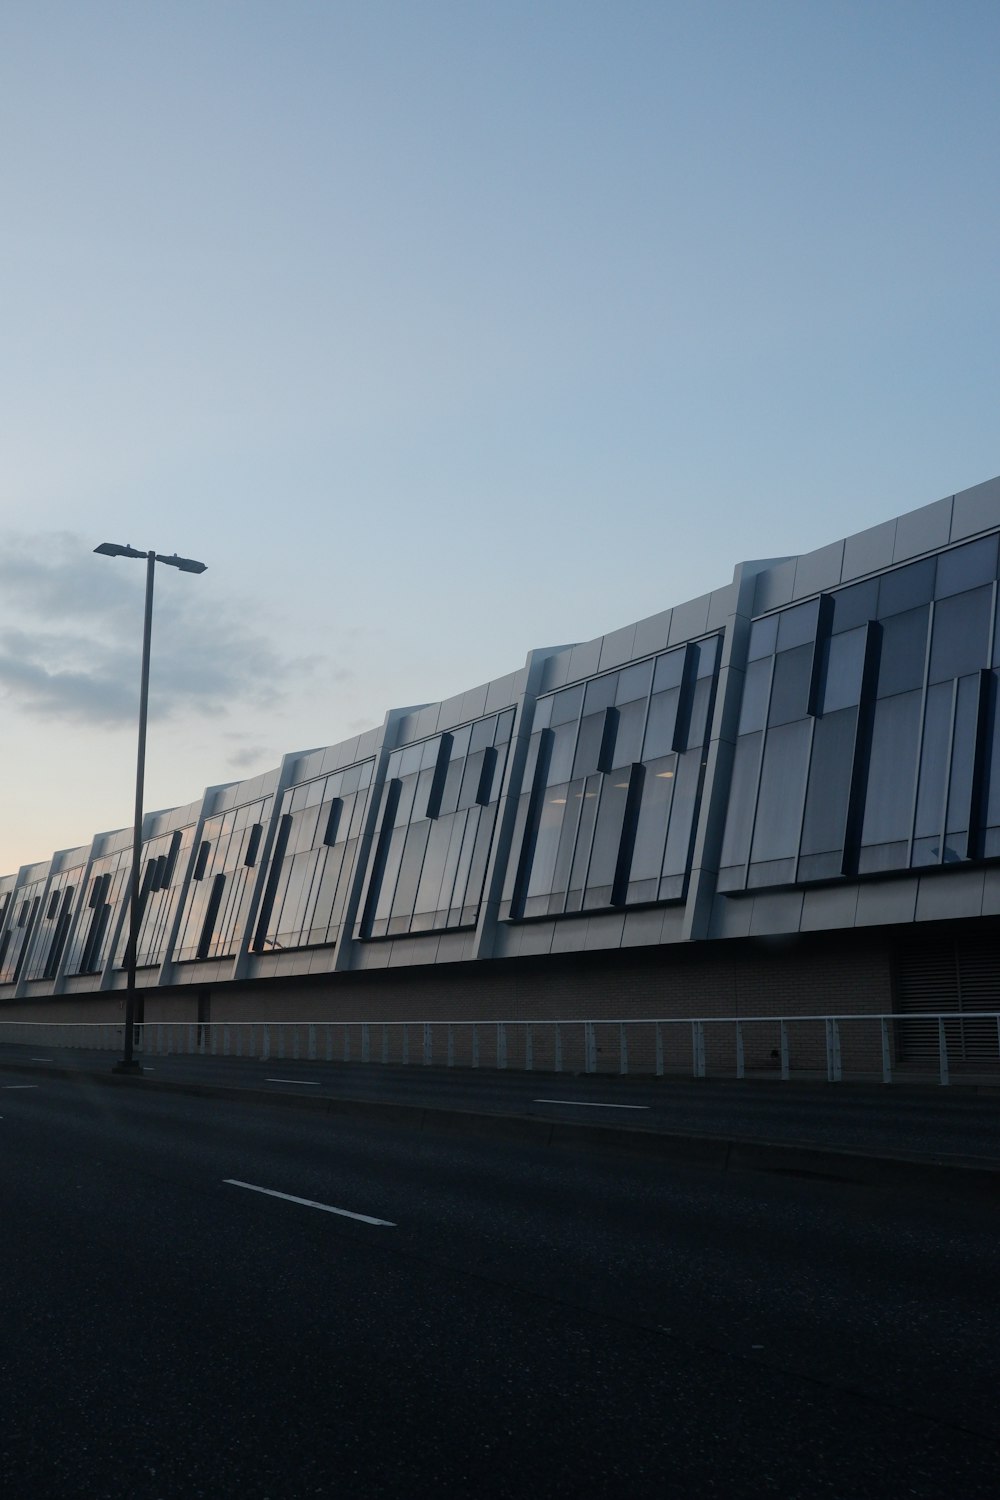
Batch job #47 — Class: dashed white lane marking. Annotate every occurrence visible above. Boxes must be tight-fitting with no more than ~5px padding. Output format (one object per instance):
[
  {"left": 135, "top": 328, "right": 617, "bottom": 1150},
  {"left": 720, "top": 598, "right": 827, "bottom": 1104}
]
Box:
[
  {"left": 532, "top": 1098, "right": 650, "bottom": 1110},
  {"left": 2, "top": 1085, "right": 39, "bottom": 1090},
  {"left": 266, "top": 1077, "right": 320, "bottom": 1085},
  {"left": 223, "top": 1179, "right": 395, "bottom": 1226},
  {"left": 31, "top": 1057, "right": 53, "bottom": 1062}
]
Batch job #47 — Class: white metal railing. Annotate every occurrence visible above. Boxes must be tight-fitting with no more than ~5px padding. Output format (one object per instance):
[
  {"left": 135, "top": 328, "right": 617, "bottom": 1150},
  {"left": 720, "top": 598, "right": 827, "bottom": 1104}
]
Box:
[{"left": 0, "top": 1013, "right": 999, "bottom": 1086}]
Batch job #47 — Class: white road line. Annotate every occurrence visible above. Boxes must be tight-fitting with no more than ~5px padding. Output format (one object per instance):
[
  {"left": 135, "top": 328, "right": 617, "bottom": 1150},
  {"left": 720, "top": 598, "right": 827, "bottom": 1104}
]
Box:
[
  {"left": 533, "top": 1098, "right": 650, "bottom": 1110},
  {"left": 223, "top": 1179, "right": 395, "bottom": 1227},
  {"left": 266, "top": 1077, "right": 320, "bottom": 1085},
  {"left": 2, "top": 1085, "right": 39, "bottom": 1090},
  {"left": 30, "top": 1057, "right": 53, "bottom": 1062}
]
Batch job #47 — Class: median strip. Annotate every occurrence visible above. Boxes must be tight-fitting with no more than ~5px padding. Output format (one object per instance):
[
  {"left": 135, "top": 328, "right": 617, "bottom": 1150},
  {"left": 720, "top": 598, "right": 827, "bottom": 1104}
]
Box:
[{"left": 223, "top": 1178, "right": 395, "bottom": 1226}]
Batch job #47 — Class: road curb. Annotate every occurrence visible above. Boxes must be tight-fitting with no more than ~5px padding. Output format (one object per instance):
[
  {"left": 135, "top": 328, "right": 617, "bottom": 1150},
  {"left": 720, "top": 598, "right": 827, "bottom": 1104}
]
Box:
[{"left": 4, "top": 1056, "right": 998, "bottom": 1199}]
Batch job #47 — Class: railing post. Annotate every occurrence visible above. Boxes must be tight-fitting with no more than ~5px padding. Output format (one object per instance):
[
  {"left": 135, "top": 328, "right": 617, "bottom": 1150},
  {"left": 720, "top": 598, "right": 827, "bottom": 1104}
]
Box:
[
  {"left": 262, "top": 1024, "right": 270, "bottom": 1062},
  {"left": 447, "top": 1024, "right": 454, "bottom": 1068},
  {"left": 497, "top": 1021, "right": 507, "bottom": 1070},
  {"left": 584, "top": 1021, "right": 596, "bottom": 1074},
  {"left": 824, "top": 1018, "right": 842, "bottom": 1082},
  {"left": 423, "top": 1022, "right": 432, "bottom": 1065},
  {"left": 524, "top": 1024, "right": 533, "bottom": 1072},
  {"left": 209, "top": 1024, "right": 217, "bottom": 1056},
  {"left": 381, "top": 1024, "right": 389, "bottom": 1065},
  {"left": 471, "top": 1023, "right": 479, "bottom": 1069},
  {"left": 187, "top": 1023, "right": 195, "bottom": 1055},
  {"left": 292, "top": 1026, "right": 300, "bottom": 1061},
  {"left": 881, "top": 1018, "right": 892, "bottom": 1084},
  {"left": 362, "top": 1023, "right": 371, "bottom": 1063},
  {"left": 735, "top": 1020, "right": 744, "bottom": 1080},
  {"left": 779, "top": 1021, "right": 789, "bottom": 1080},
  {"left": 236, "top": 1024, "right": 243, "bottom": 1059},
  {"left": 554, "top": 1023, "right": 562, "bottom": 1074},
  {"left": 691, "top": 1020, "right": 705, "bottom": 1079},
  {"left": 156, "top": 1022, "right": 164, "bottom": 1056},
  {"left": 308, "top": 1024, "right": 316, "bottom": 1061},
  {"left": 343, "top": 1025, "right": 351, "bottom": 1063},
  {"left": 618, "top": 1022, "right": 628, "bottom": 1076},
  {"left": 938, "top": 1016, "right": 950, "bottom": 1086},
  {"left": 325, "top": 1024, "right": 333, "bottom": 1062},
  {"left": 402, "top": 1024, "right": 409, "bottom": 1065},
  {"left": 223, "top": 1024, "right": 230, "bottom": 1058},
  {"left": 277, "top": 1025, "right": 285, "bottom": 1061},
  {"left": 655, "top": 1022, "right": 664, "bottom": 1078}
]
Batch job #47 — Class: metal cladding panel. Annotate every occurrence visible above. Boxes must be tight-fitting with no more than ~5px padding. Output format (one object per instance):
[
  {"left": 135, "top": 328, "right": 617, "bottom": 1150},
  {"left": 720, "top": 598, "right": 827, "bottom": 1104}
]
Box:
[
  {"left": 893, "top": 496, "right": 953, "bottom": 562},
  {"left": 951, "top": 476, "right": 1000, "bottom": 542},
  {"left": 792, "top": 540, "right": 844, "bottom": 600},
  {"left": 842, "top": 520, "right": 897, "bottom": 582},
  {"left": 914, "top": 871, "right": 985, "bottom": 923}
]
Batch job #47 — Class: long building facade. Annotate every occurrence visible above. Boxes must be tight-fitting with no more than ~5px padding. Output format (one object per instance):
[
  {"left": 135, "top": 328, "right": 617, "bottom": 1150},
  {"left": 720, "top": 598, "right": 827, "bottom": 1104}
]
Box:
[{"left": 4, "top": 475, "right": 1000, "bottom": 1064}]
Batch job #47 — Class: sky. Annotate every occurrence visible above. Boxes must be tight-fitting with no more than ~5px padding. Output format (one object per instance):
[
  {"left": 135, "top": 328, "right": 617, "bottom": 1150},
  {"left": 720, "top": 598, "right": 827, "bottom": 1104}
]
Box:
[{"left": 1, "top": 0, "right": 998, "bottom": 873}]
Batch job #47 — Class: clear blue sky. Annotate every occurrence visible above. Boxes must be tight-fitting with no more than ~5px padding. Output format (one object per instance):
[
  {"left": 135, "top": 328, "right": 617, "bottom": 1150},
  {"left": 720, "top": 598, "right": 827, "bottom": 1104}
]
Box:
[{"left": 1, "top": 0, "right": 997, "bottom": 871}]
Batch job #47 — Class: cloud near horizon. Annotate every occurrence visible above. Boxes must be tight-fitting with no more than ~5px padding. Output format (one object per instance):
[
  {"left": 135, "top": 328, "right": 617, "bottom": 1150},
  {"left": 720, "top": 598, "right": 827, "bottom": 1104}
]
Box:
[{"left": 0, "top": 532, "right": 331, "bottom": 727}]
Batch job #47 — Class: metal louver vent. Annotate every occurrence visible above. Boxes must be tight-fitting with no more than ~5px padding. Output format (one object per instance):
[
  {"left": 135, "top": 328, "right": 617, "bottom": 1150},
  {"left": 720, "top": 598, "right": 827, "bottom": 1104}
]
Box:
[{"left": 895, "top": 941, "right": 1000, "bottom": 1061}]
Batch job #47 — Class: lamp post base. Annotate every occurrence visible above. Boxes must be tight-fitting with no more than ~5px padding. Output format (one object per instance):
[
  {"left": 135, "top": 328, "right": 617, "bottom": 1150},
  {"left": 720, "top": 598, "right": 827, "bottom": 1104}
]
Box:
[{"left": 112, "top": 1060, "right": 143, "bottom": 1075}]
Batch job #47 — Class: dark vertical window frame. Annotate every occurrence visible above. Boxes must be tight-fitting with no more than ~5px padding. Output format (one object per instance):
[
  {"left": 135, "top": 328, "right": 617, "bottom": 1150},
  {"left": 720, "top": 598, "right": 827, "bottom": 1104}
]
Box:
[
  {"left": 841, "top": 620, "right": 884, "bottom": 876},
  {"left": 510, "top": 730, "right": 553, "bottom": 920},
  {"left": 736, "top": 652, "right": 777, "bottom": 891},
  {"left": 665, "top": 653, "right": 722, "bottom": 899},
  {"left": 967, "top": 670, "right": 994, "bottom": 861},
  {"left": 358, "top": 778, "right": 403, "bottom": 939},
  {"left": 425, "top": 734, "right": 454, "bottom": 820},
  {"left": 597, "top": 707, "right": 620, "bottom": 773},
  {"left": 322, "top": 798, "right": 344, "bottom": 847},
  {"left": 244, "top": 823, "right": 264, "bottom": 868},
  {"left": 807, "top": 594, "right": 836, "bottom": 717},
  {"left": 475, "top": 745, "right": 499, "bottom": 806},
  {"left": 671, "top": 642, "right": 699, "bottom": 753},
  {"left": 162, "top": 830, "right": 182, "bottom": 889},
  {"left": 792, "top": 715, "right": 820, "bottom": 882},
  {"left": 13, "top": 896, "right": 41, "bottom": 983},
  {"left": 44, "top": 887, "right": 75, "bottom": 981},
  {"left": 902, "top": 598, "right": 939, "bottom": 867},
  {"left": 196, "top": 873, "right": 227, "bottom": 961},
  {"left": 253, "top": 812, "right": 294, "bottom": 952},
  {"left": 611, "top": 763, "right": 646, "bottom": 907},
  {"left": 193, "top": 840, "right": 211, "bottom": 881}
]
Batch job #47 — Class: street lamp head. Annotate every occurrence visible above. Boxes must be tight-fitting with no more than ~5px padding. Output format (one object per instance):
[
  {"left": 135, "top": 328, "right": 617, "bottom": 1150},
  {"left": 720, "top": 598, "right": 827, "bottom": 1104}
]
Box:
[
  {"left": 94, "top": 542, "right": 146, "bottom": 560},
  {"left": 155, "top": 552, "right": 208, "bottom": 574}
]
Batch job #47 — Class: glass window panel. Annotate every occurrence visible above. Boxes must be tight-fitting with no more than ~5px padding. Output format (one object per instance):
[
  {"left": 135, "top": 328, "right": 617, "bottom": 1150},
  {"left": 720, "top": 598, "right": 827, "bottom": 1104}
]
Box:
[
  {"left": 776, "top": 599, "right": 819, "bottom": 651},
  {"left": 661, "top": 753, "right": 704, "bottom": 877},
  {"left": 399, "top": 744, "right": 423, "bottom": 775},
  {"left": 861, "top": 690, "right": 922, "bottom": 845},
  {"left": 695, "top": 635, "right": 720, "bottom": 677},
  {"left": 767, "top": 644, "right": 812, "bottom": 726},
  {"left": 910, "top": 836, "right": 940, "bottom": 868},
  {"left": 547, "top": 721, "right": 577, "bottom": 784},
  {"left": 630, "top": 757, "right": 676, "bottom": 880},
  {"left": 526, "top": 787, "right": 568, "bottom": 898},
  {"left": 686, "top": 675, "right": 714, "bottom": 747},
  {"left": 642, "top": 688, "right": 679, "bottom": 759},
  {"left": 533, "top": 696, "right": 553, "bottom": 730},
  {"left": 568, "top": 777, "right": 602, "bottom": 894},
  {"left": 831, "top": 579, "right": 878, "bottom": 633},
  {"left": 550, "top": 780, "right": 584, "bottom": 898},
  {"left": 450, "top": 723, "right": 472, "bottom": 759},
  {"left": 391, "top": 823, "right": 431, "bottom": 921},
  {"left": 750, "top": 720, "right": 811, "bottom": 863},
  {"left": 611, "top": 698, "right": 645, "bottom": 768},
  {"left": 718, "top": 734, "right": 761, "bottom": 870},
  {"left": 420, "top": 737, "right": 440, "bottom": 770},
  {"left": 340, "top": 764, "right": 362, "bottom": 795},
  {"left": 914, "top": 682, "right": 952, "bottom": 838},
  {"left": 857, "top": 841, "right": 909, "bottom": 875},
  {"left": 469, "top": 716, "right": 495, "bottom": 753},
  {"left": 495, "top": 708, "right": 515, "bottom": 743},
  {"left": 652, "top": 649, "right": 685, "bottom": 691},
  {"left": 551, "top": 684, "right": 584, "bottom": 725},
  {"left": 878, "top": 606, "right": 929, "bottom": 696},
  {"left": 929, "top": 587, "right": 992, "bottom": 683},
  {"left": 616, "top": 659, "right": 653, "bottom": 704},
  {"left": 573, "top": 712, "right": 609, "bottom": 778},
  {"left": 878, "top": 557, "right": 936, "bottom": 618},
  {"left": 413, "top": 818, "right": 454, "bottom": 916},
  {"left": 748, "top": 615, "right": 778, "bottom": 661},
  {"left": 800, "top": 707, "right": 857, "bottom": 855},
  {"left": 584, "top": 674, "right": 617, "bottom": 713},
  {"left": 821, "top": 627, "right": 866, "bottom": 714},
  {"left": 738, "top": 658, "right": 771, "bottom": 735},
  {"left": 936, "top": 536, "right": 998, "bottom": 598},
  {"left": 585, "top": 779, "right": 631, "bottom": 895}
]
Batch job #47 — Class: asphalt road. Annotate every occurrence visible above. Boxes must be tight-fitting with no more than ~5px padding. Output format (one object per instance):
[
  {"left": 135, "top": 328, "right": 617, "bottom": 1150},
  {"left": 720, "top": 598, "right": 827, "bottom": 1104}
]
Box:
[
  {"left": 1, "top": 1040, "right": 999, "bottom": 1163},
  {"left": 1, "top": 1067, "right": 997, "bottom": 1499}
]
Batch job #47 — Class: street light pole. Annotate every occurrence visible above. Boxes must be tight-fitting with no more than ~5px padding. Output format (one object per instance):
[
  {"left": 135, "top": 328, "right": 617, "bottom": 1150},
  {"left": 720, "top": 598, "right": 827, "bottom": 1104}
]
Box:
[{"left": 94, "top": 542, "right": 207, "bottom": 1073}]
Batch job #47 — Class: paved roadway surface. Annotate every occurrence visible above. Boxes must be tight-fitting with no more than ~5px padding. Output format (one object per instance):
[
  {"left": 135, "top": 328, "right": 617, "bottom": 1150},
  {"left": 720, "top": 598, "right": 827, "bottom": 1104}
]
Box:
[
  {"left": 0, "top": 1040, "right": 999, "bottom": 1163},
  {"left": 0, "top": 1065, "right": 997, "bottom": 1498}
]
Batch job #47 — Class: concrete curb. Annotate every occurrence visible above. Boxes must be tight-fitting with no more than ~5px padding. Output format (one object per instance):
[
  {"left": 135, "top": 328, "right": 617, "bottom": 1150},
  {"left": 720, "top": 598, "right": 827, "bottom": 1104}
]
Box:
[{"left": 4, "top": 1056, "right": 998, "bottom": 1200}]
